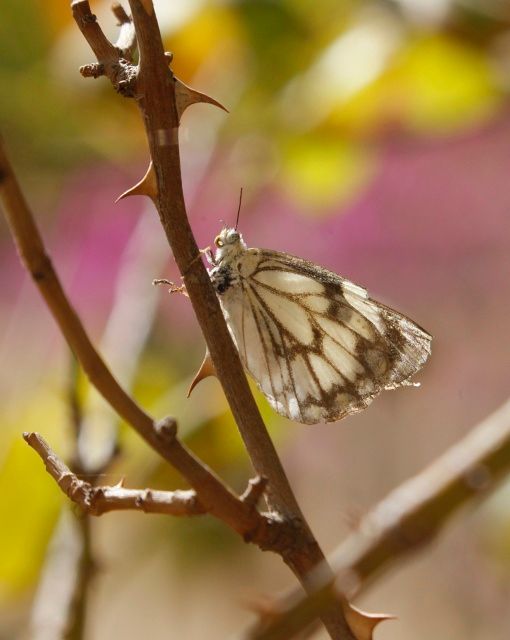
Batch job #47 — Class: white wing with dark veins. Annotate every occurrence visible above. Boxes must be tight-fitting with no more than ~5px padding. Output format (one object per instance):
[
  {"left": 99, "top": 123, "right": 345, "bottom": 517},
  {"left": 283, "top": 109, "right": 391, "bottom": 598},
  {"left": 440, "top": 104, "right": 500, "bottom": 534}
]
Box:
[{"left": 216, "top": 249, "right": 431, "bottom": 424}]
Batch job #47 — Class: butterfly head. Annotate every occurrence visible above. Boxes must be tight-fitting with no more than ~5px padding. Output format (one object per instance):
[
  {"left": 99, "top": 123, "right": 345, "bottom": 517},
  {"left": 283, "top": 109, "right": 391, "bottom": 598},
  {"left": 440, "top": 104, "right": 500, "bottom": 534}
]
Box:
[{"left": 214, "top": 227, "right": 247, "bottom": 263}]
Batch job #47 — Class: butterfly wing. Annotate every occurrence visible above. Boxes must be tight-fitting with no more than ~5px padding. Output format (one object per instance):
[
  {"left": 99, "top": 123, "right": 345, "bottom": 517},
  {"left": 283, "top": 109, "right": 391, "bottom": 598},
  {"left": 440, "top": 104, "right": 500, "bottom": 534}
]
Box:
[{"left": 217, "top": 249, "right": 431, "bottom": 424}]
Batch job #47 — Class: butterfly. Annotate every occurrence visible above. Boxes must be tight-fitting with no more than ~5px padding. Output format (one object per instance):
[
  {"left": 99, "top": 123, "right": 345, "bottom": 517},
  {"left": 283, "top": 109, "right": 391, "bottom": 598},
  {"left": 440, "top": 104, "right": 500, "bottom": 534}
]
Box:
[{"left": 207, "top": 227, "right": 431, "bottom": 425}]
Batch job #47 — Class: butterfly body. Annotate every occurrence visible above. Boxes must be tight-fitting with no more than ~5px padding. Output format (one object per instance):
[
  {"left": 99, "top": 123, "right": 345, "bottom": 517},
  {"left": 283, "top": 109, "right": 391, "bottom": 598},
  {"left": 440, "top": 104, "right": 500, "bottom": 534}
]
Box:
[{"left": 209, "top": 227, "right": 431, "bottom": 424}]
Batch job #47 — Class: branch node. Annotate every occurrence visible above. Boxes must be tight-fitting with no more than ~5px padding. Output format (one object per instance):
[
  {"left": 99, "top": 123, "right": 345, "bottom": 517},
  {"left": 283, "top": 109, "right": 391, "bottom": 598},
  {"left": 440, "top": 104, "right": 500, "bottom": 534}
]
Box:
[
  {"left": 88, "top": 486, "right": 105, "bottom": 514},
  {"left": 135, "top": 489, "right": 153, "bottom": 512},
  {"left": 464, "top": 463, "right": 492, "bottom": 491},
  {"left": 80, "top": 62, "right": 105, "bottom": 78},
  {"left": 244, "top": 512, "right": 288, "bottom": 551},
  {"left": 112, "top": 59, "right": 138, "bottom": 97},
  {"left": 154, "top": 416, "right": 178, "bottom": 444},
  {"left": 28, "top": 254, "right": 52, "bottom": 282}
]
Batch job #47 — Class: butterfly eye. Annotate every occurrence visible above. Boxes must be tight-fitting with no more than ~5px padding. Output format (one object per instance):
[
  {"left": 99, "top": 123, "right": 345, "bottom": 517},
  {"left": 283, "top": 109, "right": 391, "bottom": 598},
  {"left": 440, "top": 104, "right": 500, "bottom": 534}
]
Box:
[{"left": 214, "top": 235, "right": 224, "bottom": 248}]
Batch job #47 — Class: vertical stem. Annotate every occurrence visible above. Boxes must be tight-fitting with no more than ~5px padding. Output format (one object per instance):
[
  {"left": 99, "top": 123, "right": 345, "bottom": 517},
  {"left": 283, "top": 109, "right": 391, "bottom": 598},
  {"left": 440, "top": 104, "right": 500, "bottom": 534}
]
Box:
[
  {"left": 65, "top": 513, "right": 93, "bottom": 640},
  {"left": 126, "top": 2, "right": 355, "bottom": 637}
]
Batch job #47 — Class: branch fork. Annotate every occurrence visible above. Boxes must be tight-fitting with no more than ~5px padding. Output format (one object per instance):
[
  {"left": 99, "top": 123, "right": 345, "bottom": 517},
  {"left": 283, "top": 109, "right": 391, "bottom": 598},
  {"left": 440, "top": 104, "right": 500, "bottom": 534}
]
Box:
[{"left": 25, "top": 432, "right": 273, "bottom": 521}]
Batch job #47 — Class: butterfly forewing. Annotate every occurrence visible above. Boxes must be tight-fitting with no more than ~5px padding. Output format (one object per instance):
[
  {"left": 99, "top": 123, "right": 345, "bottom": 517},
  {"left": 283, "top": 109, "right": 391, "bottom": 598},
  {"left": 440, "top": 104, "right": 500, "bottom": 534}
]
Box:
[{"left": 211, "top": 240, "right": 431, "bottom": 425}]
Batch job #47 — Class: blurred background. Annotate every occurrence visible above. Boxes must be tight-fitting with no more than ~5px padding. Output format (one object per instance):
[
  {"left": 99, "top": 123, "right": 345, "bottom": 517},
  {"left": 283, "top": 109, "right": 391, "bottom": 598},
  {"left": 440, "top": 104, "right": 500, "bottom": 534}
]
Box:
[{"left": 2, "top": 0, "right": 510, "bottom": 638}]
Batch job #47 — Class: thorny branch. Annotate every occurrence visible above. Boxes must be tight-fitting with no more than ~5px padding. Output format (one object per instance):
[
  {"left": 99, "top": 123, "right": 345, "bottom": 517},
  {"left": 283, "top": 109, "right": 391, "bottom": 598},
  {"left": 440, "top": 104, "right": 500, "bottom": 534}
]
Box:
[
  {"left": 25, "top": 432, "right": 273, "bottom": 519},
  {"left": 71, "top": 1, "right": 360, "bottom": 638},
  {"left": 248, "top": 396, "right": 510, "bottom": 639}
]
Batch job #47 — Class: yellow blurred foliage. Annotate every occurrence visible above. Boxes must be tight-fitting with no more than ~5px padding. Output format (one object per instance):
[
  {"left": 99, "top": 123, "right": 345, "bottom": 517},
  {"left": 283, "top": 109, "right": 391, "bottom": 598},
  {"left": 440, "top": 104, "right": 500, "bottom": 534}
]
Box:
[
  {"left": 336, "top": 34, "right": 501, "bottom": 135},
  {"left": 165, "top": 6, "right": 244, "bottom": 82},
  {"left": 281, "top": 135, "right": 375, "bottom": 212},
  {"left": 0, "top": 439, "right": 62, "bottom": 597}
]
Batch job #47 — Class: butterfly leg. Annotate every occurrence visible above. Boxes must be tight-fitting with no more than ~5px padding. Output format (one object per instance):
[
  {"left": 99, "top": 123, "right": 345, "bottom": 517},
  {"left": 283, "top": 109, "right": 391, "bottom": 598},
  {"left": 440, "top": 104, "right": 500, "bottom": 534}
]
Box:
[
  {"left": 203, "top": 246, "right": 216, "bottom": 266},
  {"left": 154, "top": 246, "right": 214, "bottom": 297},
  {"left": 152, "top": 278, "right": 189, "bottom": 297},
  {"left": 180, "top": 246, "right": 216, "bottom": 278}
]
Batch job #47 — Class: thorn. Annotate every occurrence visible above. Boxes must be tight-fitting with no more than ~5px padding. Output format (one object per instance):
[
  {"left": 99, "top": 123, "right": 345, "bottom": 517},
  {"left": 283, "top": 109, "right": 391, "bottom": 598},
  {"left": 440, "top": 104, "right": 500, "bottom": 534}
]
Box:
[
  {"left": 116, "top": 162, "right": 157, "bottom": 202},
  {"left": 344, "top": 604, "right": 395, "bottom": 640},
  {"left": 174, "top": 77, "right": 228, "bottom": 122},
  {"left": 187, "top": 349, "right": 216, "bottom": 397},
  {"left": 112, "top": 476, "right": 125, "bottom": 489}
]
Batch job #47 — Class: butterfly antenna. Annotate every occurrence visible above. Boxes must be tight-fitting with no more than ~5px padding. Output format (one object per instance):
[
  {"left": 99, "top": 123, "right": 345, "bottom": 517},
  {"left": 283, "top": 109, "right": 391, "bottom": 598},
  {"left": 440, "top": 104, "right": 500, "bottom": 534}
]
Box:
[{"left": 235, "top": 188, "right": 243, "bottom": 230}]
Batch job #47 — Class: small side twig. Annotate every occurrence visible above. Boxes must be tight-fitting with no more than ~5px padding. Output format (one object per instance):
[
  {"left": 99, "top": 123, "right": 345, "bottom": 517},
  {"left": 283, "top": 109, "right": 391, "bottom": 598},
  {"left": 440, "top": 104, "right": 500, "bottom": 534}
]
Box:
[
  {"left": 111, "top": 2, "right": 136, "bottom": 59},
  {"left": 25, "top": 432, "right": 205, "bottom": 517}
]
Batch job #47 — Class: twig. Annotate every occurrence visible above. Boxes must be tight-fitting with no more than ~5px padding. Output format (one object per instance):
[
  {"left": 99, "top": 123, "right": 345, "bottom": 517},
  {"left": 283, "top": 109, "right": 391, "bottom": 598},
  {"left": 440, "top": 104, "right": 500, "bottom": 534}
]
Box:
[
  {"left": 65, "top": 509, "right": 92, "bottom": 640},
  {"left": 0, "top": 139, "right": 274, "bottom": 544},
  {"left": 28, "top": 511, "right": 87, "bottom": 640},
  {"left": 112, "top": 2, "right": 136, "bottom": 59},
  {"left": 24, "top": 432, "right": 206, "bottom": 517},
  {"left": 249, "top": 396, "right": 510, "bottom": 639},
  {"left": 64, "top": 357, "right": 95, "bottom": 640}
]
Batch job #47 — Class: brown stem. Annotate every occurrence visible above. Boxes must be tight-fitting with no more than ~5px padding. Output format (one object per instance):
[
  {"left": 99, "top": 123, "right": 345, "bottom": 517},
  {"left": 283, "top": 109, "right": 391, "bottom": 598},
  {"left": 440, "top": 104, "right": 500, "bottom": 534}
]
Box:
[
  {"left": 64, "top": 357, "right": 95, "bottom": 640},
  {"left": 125, "top": 1, "right": 353, "bottom": 636},
  {"left": 127, "top": 0, "right": 301, "bottom": 519},
  {"left": 65, "top": 512, "right": 93, "bottom": 640}
]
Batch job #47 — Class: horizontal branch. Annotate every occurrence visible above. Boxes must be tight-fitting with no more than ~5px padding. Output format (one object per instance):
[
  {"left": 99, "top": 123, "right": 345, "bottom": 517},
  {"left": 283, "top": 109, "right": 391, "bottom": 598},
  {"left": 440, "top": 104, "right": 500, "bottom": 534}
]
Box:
[
  {"left": 24, "top": 432, "right": 206, "bottom": 517},
  {"left": 250, "top": 396, "right": 510, "bottom": 639}
]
